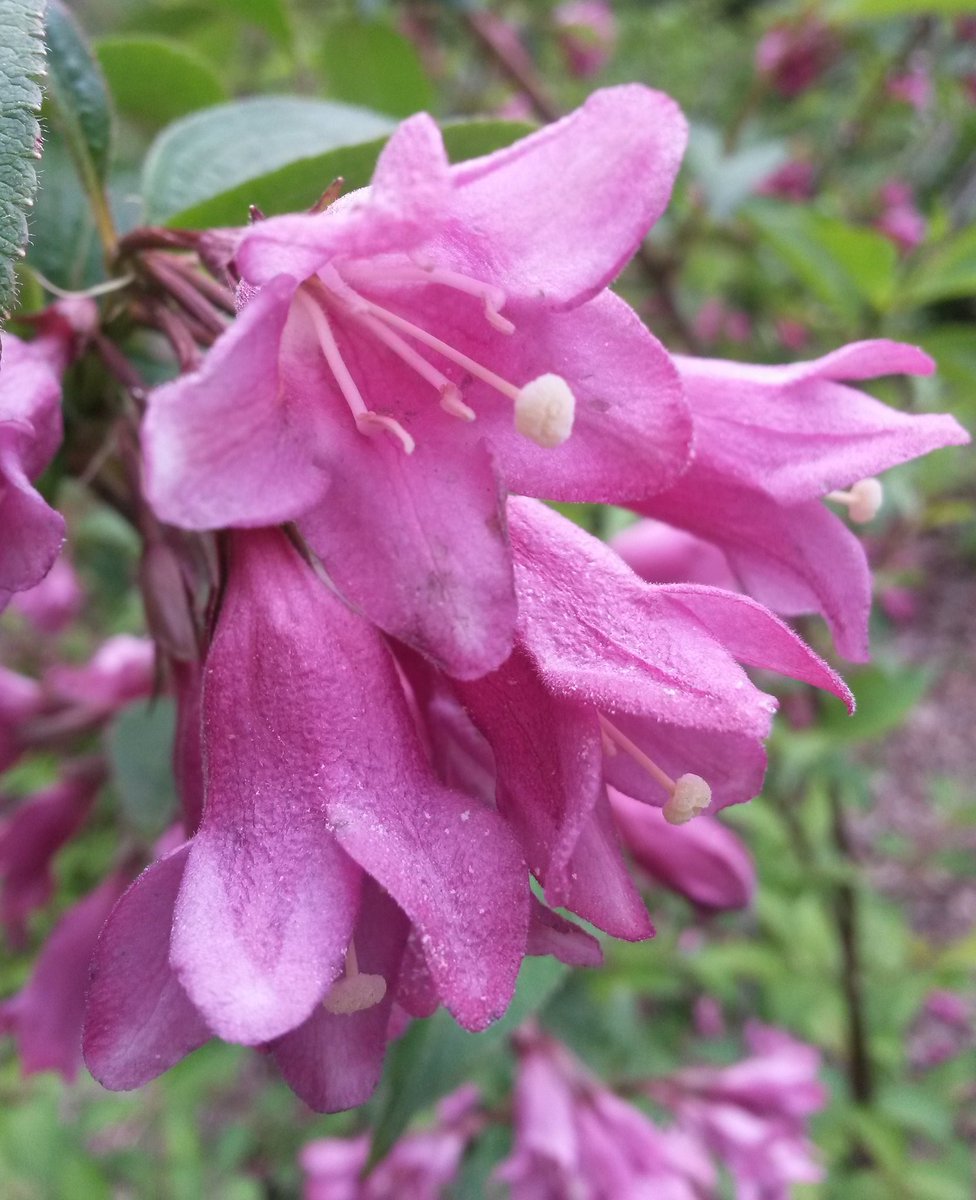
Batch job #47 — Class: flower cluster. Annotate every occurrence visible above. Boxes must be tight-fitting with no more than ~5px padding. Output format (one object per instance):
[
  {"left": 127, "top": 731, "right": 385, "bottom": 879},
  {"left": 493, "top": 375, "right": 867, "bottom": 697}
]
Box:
[{"left": 0, "top": 86, "right": 968, "bottom": 1115}]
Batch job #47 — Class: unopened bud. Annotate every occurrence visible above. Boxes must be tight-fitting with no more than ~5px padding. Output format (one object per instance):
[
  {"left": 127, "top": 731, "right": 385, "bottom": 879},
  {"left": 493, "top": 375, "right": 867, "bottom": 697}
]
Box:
[
  {"left": 515, "top": 374, "right": 575, "bottom": 448},
  {"left": 663, "top": 774, "right": 712, "bottom": 825}
]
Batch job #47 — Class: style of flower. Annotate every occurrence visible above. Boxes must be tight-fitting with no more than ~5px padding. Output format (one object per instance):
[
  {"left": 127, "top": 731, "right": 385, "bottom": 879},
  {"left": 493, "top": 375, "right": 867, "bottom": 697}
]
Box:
[
  {"left": 83, "top": 530, "right": 531, "bottom": 1111},
  {"left": 142, "top": 87, "right": 692, "bottom": 678},
  {"left": 631, "top": 342, "right": 968, "bottom": 660}
]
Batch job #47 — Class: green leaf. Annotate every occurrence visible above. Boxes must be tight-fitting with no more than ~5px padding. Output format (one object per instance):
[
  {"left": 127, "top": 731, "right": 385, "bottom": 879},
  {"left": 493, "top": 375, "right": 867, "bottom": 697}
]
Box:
[
  {"left": 319, "top": 18, "right": 435, "bottom": 118},
  {"left": 369, "top": 956, "right": 567, "bottom": 1164},
  {"left": 107, "top": 698, "right": 178, "bottom": 837},
  {"left": 157, "top": 116, "right": 533, "bottom": 230},
  {"left": 901, "top": 224, "right": 976, "bottom": 307},
  {"left": 210, "top": 0, "right": 292, "bottom": 47},
  {"left": 26, "top": 128, "right": 103, "bottom": 291},
  {"left": 141, "top": 96, "right": 394, "bottom": 224},
  {"left": 0, "top": 0, "right": 45, "bottom": 315},
  {"left": 746, "top": 200, "right": 898, "bottom": 316},
  {"left": 44, "top": 0, "right": 113, "bottom": 185},
  {"left": 819, "top": 663, "right": 933, "bottom": 742},
  {"left": 829, "top": 0, "right": 976, "bottom": 18},
  {"left": 95, "top": 36, "right": 227, "bottom": 129}
]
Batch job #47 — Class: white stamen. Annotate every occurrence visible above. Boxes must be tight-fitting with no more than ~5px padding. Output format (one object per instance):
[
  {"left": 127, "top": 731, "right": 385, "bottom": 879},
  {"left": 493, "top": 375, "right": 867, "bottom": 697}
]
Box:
[
  {"left": 515, "top": 374, "right": 576, "bottom": 448},
  {"left": 662, "top": 775, "right": 713, "bottom": 825},
  {"left": 599, "top": 714, "right": 712, "bottom": 823},
  {"left": 322, "top": 943, "right": 388, "bottom": 1016},
  {"left": 826, "top": 477, "right": 883, "bottom": 524}
]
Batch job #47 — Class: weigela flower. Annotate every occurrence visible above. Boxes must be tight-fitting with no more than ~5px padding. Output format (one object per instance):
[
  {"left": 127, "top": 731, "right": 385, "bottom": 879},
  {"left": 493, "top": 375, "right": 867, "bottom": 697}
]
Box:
[
  {"left": 633, "top": 342, "right": 969, "bottom": 660},
  {"left": 0, "top": 331, "right": 69, "bottom": 612},
  {"left": 8, "top": 556, "right": 83, "bottom": 634},
  {"left": 496, "top": 1026, "right": 715, "bottom": 1200},
  {"left": 0, "top": 869, "right": 129, "bottom": 1080},
  {"left": 875, "top": 180, "right": 926, "bottom": 254},
  {"left": 0, "top": 759, "right": 106, "bottom": 945},
  {"left": 452, "top": 499, "right": 849, "bottom": 939},
  {"left": 554, "top": 0, "right": 617, "bottom": 78},
  {"left": 649, "top": 1022, "right": 827, "bottom": 1198},
  {"left": 83, "top": 530, "right": 530, "bottom": 1111},
  {"left": 142, "top": 87, "right": 692, "bottom": 678},
  {"left": 0, "top": 665, "right": 43, "bottom": 774},
  {"left": 44, "top": 634, "right": 156, "bottom": 714},
  {"left": 755, "top": 18, "right": 838, "bottom": 97}
]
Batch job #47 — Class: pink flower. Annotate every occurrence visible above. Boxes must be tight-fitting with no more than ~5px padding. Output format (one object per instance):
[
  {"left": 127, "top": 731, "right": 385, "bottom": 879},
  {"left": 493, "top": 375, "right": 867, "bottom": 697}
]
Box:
[
  {"left": 8, "top": 556, "right": 83, "bottom": 634},
  {"left": 774, "top": 318, "right": 809, "bottom": 352},
  {"left": 44, "top": 635, "right": 156, "bottom": 714},
  {"left": 693, "top": 299, "right": 751, "bottom": 347},
  {"left": 302, "top": 1084, "right": 482, "bottom": 1199},
  {"left": 0, "top": 666, "right": 43, "bottom": 774},
  {"left": 83, "top": 530, "right": 529, "bottom": 1111},
  {"left": 554, "top": 1, "right": 617, "bottom": 78},
  {"left": 633, "top": 342, "right": 969, "bottom": 660},
  {"left": 0, "top": 869, "right": 129, "bottom": 1080},
  {"left": 609, "top": 787, "right": 756, "bottom": 912},
  {"left": 887, "top": 66, "right": 932, "bottom": 111},
  {"left": 0, "top": 760, "right": 106, "bottom": 944},
  {"left": 452, "top": 499, "right": 849, "bottom": 939},
  {"left": 612, "top": 519, "right": 739, "bottom": 590},
  {"left": 496, "top": 1026, "right": 715, "bottom": 1199},
  {"left": 755, "top": 19, "right": 838, "bottom": 97},
  {"left": 651, "top": 1022, "right": 827, "bottom": 1198},
  {"left": 142, "top": 87, "right": 692, "bottom": 678},
  {"left": 757, "top": 159, "right": 816, "bottom": 202},
  {"left": 874, "top": 180, "right": 926, "bottom": 254},
  {"left": 0, "top": 331, "right": 69, "bottom": 611}
]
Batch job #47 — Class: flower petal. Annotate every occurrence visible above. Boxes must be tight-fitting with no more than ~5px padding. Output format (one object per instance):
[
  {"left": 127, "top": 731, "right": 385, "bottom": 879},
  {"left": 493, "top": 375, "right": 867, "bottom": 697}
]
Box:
[
  {"left": 142, "top": 276, "right": 332, "bottom": 529},
  {"left": 298, "top": 424, "right": 517, "bottom": 680},
  {"left": 449, "top": 85, "right": 688, "bottom": 308},
  {"left": 269, "top": 882, "right": 409, "bottom": 1112},
  {"left": 83, "top": 845, "right": 212, "bottom": 1090},
  {"left": 0, "top": 425, "right": 66, "bottom": 595},
  {"left": 170, "top": 533, "right": 364, "bottom": 1044}
]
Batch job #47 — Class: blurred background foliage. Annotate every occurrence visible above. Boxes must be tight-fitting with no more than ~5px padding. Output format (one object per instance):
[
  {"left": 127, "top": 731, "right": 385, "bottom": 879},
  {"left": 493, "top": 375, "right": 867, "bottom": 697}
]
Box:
[{"left": 2, "top": 0, "right": 975, "bottom": 1196}]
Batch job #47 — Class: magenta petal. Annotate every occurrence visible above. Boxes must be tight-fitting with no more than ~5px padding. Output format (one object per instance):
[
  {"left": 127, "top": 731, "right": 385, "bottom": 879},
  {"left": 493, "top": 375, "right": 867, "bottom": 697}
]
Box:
[
  {"left": 609, "top": 788, "right": 756, "bottom": 912},
  {"left": 142, "top": 276, "right": 330, "bottom": 529},
  {"left": 299, "top": 427, "right": 517, "bottom": 680},
  {"left": 527, "top": 896, "right": 603, "bottom": 968},
  {"left": 1, "top": 870, "right": 128, "bottom": 1080},
  {"left": 454, "top": 648, "right": 604, "bottom": 905},
  {"left": 470, "top": 291, "right": 691, "bottom": 503},
  {"left": 171, "top": 535, "right": 364, "bottom": 1044},
  {"left": 0, "top": 425, "right": 66, "bottom": 595},
  {"left": 269, "top": 882, "right": 409, "bottom": 1113},
  {"left": 451, "top": 85, "right": 688, "bottom": 307},
  {"left": 659, "top": 585, "right": 853, "bottom": 709},
  {"left": 560, "top": 791, "right": 653, "bottom": 940},
  {"left": 83, "top": 845, "right": 212, "bottom": 1090}
]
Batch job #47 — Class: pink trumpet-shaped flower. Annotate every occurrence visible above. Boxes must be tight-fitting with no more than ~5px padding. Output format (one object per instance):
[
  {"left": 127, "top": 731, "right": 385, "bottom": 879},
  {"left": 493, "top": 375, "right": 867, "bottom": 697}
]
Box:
[
  {"left": 301, "top": 1084, "right": 482, "bottom": 1200},
  {"left": 83, "top": 530, "right": 529, "bottom": 1111},
  {"left": 142, "top": 87, "right": 692, "bottom": 678},
  {"left": 0, "top": 759, "right": 106, "bottom": 944},
  {"left": 44, "top": 634, "right": 156, "bottom": 714},
  {"left": 633, "top": 342, "right": 969, "bottom": 660},
  {"left": 453, "top": 499, "right": 849, "bottom": 940},
  {"left": 0, "top": 869, "right": 130, "bottom": 1080},
  {"left": 554, "top": 1, "right": 617, "bottom": 78},
  {"left": 8, "top": 555, "right": 83, "bottom": 634},
  {"left": 609, "top": 787, "right": 756, "bottom": 912},
  {"left": 496, "top": 1026, "right": 715, "bottom": 1199},
  {"left": 0, "top": 330, "right": 70, "bottom": 612},
  {"left": 650, "top": 1022, "right": 827, "bottom": 1198}
]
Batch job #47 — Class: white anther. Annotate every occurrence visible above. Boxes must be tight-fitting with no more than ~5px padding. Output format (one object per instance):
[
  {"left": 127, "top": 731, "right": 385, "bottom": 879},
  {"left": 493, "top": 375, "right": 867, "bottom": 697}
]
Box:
[
  {"left": 662, "top": 774, "right": 712, "bottom": 825},
  {"left": 847, "top": 478, "right": 884, "bottom": 524},
  {"left": 440, "top": 383, "right": 476, "bottom": 422},
  {"left": 514, "top": 374, "right": 576, "bottom": 449},
  {"left": 356, "top": 411, "right": 416, "bottom": 454},
  {"left": 322, "top": 972, "right": 387, "bottom": 1015}
]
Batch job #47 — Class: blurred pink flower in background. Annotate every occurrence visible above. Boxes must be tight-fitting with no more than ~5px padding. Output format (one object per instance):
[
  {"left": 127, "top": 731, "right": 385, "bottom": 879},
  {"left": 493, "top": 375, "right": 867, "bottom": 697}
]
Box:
[
  {"left": 554, "top": 0, "right": 617, "bottom": 78},
  {"left": 757, "top": 158, "right": 816, "bottom": 202},
  {"left": 44, "top": 635, "right": 156, "bottom": 715},
  {"left": 755, "top": 18, "right": 838, "bottom": 97},
  {"left": 775, "top": 318, "right": 810, "bottom": 352},
  {"left": 887, "top": 66, "right": 933, "bottom": 110},
  {"left": 874, "top": 180, "right": 926, "bottom": 254},
  {"left": 8, "top": 556, "right": 84, "bottom": 635}
]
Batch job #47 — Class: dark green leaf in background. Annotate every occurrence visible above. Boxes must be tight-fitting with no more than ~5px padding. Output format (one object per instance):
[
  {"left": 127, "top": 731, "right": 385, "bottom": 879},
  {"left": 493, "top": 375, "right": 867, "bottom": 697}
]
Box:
[
  {"left": 154, "top": 116, "right": 533, "bottom": 230},
  {"left": 44, "top": 0, "right": 113, "bottom": 186},
  {"left": 141, "top": 96, "right": 395, "bottom": 224},
  {"left": 319, "top": 18, "right": 436, "bottom": 118},
  {"left": 95, "top": 36, "right": 227, "bottom": 129},
  {"left": 901, "top": 224, "right": 976, "bottom": 307},
  {"left": 0, "top": 0, "right": 46, "bottom": 315},
  {"left": 107, "top": 698, "right": 178, "bottom": 837}
]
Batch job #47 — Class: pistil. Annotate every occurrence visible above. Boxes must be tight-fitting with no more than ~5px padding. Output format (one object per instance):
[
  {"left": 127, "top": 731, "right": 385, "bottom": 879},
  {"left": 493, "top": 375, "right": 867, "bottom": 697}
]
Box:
[
  {"left": 826, "top": 477, "right": 883, "bottom": 524},
  {"left": 598, "top": 714, "right": 712, "bottom": 825},
  {"left": 322, "top": 942, "right": 388, "bottom": 1016}
]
